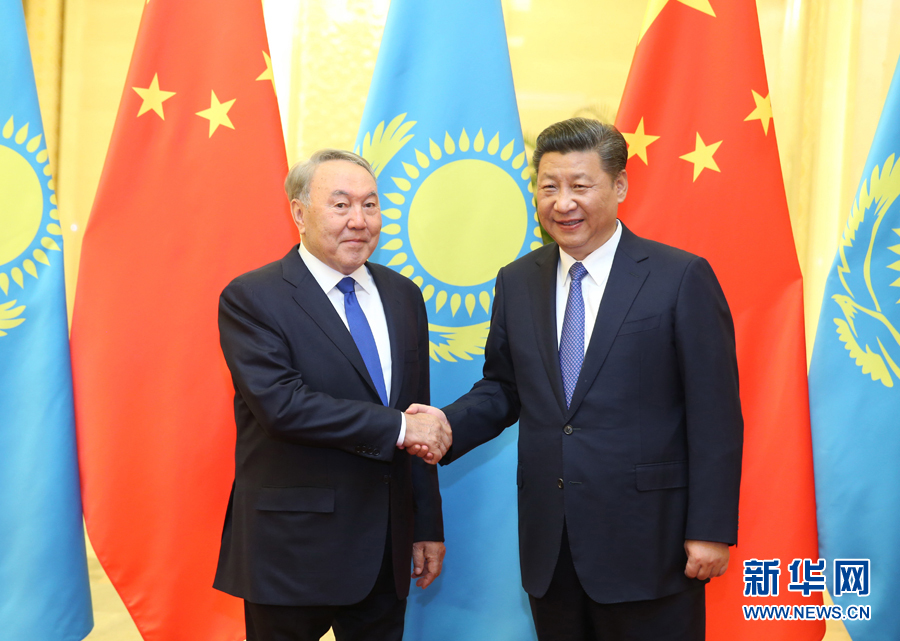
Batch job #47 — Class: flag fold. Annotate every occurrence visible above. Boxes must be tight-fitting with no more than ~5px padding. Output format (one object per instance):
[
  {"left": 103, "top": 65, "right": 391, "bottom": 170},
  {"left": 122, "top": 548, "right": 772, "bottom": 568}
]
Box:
[
  {"left": 615, "top": 1, "right": 822, "bottom": 639},
  {"left": 809, "top": 54, "right": 900, "bottom": 641},
  {"left": 70, "top": 1, "right": 295, "bottom": 639},
  {"left": 0, "top": 2, "right": 93, "bottom": 638},
  {"left": 356, "top": 1, "right": 539, "bottom": 638}
]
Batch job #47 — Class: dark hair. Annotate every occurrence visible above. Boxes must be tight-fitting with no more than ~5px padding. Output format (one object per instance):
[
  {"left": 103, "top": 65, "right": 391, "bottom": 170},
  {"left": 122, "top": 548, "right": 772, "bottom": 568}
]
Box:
[
  {"left": 532, "top": 117, "right": 627, "bottom": 178},
  {"left": 284, "top": 149, "right": 376, "bottom": 204}
]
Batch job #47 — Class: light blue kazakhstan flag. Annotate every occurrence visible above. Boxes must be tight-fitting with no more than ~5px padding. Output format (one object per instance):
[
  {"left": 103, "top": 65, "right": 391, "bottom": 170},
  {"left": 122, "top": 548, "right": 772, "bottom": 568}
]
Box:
[
  {"left": 0, "top": 2, "right": 93, "bottom": 639},
  {"left": 809, "top": 55, "right": 900, "bottom": 640},
  {"left": 356, "top": 1, "right": 540, "bottom": 639}
]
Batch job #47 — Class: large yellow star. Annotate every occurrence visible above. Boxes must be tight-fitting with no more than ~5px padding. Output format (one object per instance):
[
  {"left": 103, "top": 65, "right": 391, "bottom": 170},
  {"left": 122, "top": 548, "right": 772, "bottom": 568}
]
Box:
[
  {"left": 640, "top": 0, "right": 716, "bottom": 42},
  {"left": 256, "top": 51, "right": 276, "bottom": 94},
  {"left": 622, "top": 118, "right": 660, "bottom": 165},
  {"left": 744, "top": 90, "right": 773, "bottom": 135},
  {"left": 679, "top": 133, "right": 722, "bottom": 181},
  {"left": 132, "top": 73, "right": 176, "bottom": 120},
  {"left": 196, "top": 91, "right": 236, "bottom": 137}
]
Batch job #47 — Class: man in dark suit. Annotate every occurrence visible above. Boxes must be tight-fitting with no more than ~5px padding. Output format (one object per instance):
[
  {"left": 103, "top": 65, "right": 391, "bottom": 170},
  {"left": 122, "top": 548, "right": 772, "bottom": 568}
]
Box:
[
  {"left": 214, "top": 149, "right": 451, "bottom": 641},
  {"left": 408, "top": 118, "right": 743, "bottom": 640}
]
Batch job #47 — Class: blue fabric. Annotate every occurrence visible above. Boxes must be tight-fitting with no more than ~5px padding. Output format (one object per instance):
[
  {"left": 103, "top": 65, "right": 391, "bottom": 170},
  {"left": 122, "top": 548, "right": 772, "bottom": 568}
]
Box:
[
  {"left": 0, "top": 2, "right": 93, "bottom": 639},
  {"left": 355, "top": 1, "right": 537, "bottom": 638},
  {"left": 559, "top": 263, "right": 587, "bottom": 407},
  {"left": 808, "top": 55, "right": 900, "bottom": 640},
  {"left": 337, "top": 277, "right": 388, "bottom": 405}
]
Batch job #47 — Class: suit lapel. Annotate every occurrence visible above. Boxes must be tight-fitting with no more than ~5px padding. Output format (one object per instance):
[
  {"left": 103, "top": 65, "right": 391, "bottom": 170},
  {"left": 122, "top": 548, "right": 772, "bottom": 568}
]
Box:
[
  {"left": 565, "top": 226, "right": 649, "bottom": 421},
  {"left": 281, "top": 247, "right": 382, "bottom": 401},
  {"left": 529, "top": 245, "right": 567, "bottom": 414},
  {"left": 369, "top": 263, "right": 404, "bottom": 409}
]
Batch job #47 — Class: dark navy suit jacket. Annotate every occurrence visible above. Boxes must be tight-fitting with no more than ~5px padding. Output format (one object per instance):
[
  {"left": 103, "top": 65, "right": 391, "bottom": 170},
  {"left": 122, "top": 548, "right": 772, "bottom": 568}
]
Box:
[
  {"left": 442, "top": 224, "right": 742, "bottom": 603},
  {"left": 214, "top": 245, "right": 442, "bottom": 606}
]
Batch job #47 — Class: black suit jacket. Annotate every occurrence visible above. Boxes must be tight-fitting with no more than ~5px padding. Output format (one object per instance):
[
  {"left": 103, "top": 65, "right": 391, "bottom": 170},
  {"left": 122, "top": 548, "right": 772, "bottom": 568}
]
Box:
[
  {"left": 213, "top": 245, "right": 442, "bottom": 606},
  {"left": 442, "top": 224, "right": 742, "bottom": 603}
]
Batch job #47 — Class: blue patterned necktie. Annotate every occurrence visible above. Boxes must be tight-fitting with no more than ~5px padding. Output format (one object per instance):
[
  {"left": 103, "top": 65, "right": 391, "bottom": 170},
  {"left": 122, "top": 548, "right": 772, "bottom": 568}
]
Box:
[
  {"left": 559, "top": 262, "right": 588, "bottom": 408},
  {"left": 336, "top": 277, "right": 388, "bottom": 406}
]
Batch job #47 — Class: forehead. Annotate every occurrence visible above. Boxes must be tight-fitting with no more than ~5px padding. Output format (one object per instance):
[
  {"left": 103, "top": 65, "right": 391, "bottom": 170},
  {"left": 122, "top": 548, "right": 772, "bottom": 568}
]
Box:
[
  {"left": 537, "top": 150, "right": 606, "bottom": 179},
  {"left": 310, "top": 160, "right": 377, "bottom": 194}
]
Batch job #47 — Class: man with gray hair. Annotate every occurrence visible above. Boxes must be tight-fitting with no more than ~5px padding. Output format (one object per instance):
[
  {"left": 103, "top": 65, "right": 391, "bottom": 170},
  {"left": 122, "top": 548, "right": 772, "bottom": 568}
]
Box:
[
  {"left": 214, "top": 149, "right": 449, "bottom": 640},
  {"left": 409, "top": 118, "right": 743, "bottom": 640}
]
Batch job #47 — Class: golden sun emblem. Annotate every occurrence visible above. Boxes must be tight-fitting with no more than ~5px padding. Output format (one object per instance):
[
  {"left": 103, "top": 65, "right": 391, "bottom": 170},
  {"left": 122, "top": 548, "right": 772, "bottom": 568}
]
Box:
[
  {"left": 358, "top": 114, "right": 541, "bottom": 361},
  {"left": 831, "top": 153, "right": 900, "bottom": 386},
  {"left": 0, "top": 115, "right": 63, "bottom": 336}
]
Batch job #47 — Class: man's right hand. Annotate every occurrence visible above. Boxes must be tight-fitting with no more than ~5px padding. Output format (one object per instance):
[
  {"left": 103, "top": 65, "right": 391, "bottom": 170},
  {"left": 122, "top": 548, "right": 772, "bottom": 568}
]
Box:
[{"left": 402, "top": 405, "right": 452, "bottom": 464}]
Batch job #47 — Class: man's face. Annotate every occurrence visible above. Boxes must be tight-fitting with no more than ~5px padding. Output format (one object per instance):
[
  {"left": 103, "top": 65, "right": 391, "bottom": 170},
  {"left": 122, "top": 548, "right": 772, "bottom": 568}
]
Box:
[
  {"left": 292, "top": 160, "right": 381, "bottom": 275},
  {"left": 536, "top": 150, "right": 627, "bottom": 260}
]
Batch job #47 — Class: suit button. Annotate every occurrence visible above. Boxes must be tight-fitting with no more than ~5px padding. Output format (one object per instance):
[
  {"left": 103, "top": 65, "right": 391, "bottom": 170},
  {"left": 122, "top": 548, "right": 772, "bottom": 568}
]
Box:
[
  {"left": 383, "top": 475, "right": 391, "bottom": 484},
  {"left": 563, "top": 425, "right": 573, "bottom": 435},
  {"left": 373, "top": 449, "right": 380, "bottom": 456},
  {"left": 557, "top": 478, "right": 564, "bottom": 489}
]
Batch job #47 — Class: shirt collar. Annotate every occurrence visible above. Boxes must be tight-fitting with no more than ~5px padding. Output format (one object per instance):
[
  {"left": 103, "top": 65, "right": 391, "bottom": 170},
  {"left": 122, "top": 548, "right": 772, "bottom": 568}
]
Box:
[
  {"left": 298, "top": 243, "right": 375, "bottom": 294},
  {"left": 558, "top": 219, "right": 622, "bottom": 283}
]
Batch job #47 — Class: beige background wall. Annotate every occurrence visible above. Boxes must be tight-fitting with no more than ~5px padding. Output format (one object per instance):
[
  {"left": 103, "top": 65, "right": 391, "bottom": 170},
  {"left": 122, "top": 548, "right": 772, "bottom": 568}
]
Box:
[{"left": 22, "top": 0, "right": 900, "bottom": 638}]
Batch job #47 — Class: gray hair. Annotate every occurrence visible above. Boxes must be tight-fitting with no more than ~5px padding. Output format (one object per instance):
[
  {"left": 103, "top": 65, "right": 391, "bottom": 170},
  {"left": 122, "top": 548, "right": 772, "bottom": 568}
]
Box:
[
  {"left": 284, "top": 149, "right": 376, "bottom": 205},
  {"left": 532, "top": 117, "right": 628, "bottom": 178}
]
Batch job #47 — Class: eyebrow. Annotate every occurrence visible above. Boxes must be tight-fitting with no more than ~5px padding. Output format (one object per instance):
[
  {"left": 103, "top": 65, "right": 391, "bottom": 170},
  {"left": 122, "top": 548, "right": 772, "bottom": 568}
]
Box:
[{"left": 330, "top": 190, "right": 379, "bottom": 199}]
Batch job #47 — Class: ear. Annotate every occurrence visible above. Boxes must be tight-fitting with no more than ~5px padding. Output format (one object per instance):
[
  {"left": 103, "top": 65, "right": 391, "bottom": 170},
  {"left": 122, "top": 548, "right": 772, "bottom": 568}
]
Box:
[
  {"left": 290, "top": 199, "right": 306, "bottom": 235},
  {"left": 615, "top": 170, "right": 628, "bottom": 203}
]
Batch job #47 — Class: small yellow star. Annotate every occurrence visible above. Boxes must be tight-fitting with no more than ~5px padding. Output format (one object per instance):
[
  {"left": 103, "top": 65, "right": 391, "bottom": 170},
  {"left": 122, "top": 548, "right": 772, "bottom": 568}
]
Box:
[
  {"left": 256, "top": 51, "right": 276, "bottom": 94},
  {"left": 132, "top": 73, "right": 176, "bottom": 120},
  {"left": 640, "top": 0, "right": 716, "bottom": 42},
  {"left": 679, "top": 133, "right": 722, "bottom": 181},
  {"left": 622, "top": 118, "right": 661, "bottom": 165},
  {"left": 196, "top": 90, "right": 236, "bottom": 137},
  {"left": 744, "top": 90, "right": 773, "bottom": 135}
]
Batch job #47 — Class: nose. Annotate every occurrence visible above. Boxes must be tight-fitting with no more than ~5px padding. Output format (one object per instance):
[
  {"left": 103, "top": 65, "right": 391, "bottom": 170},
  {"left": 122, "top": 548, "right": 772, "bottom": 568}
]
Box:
[
  {"left": 554, "top": 187, "right": 577, "bottom": 213},
  {"left": 347, "top": 205, "right": 366, "bottom": 228}
]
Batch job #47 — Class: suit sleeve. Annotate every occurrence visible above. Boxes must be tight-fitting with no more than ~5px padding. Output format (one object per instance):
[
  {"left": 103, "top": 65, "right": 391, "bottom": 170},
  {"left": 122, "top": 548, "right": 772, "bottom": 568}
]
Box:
[
  {"left": 219, "top": 278, "right": 401, "bottom": 460},
  {"left": 410, "top": 290, "right": 444, "bottom": 542},
  {"left": 440, "top": 267, "right": 522, "bottom": 464},
  {"left": 675, "top": 257, "right": 743, "bottom": 545}
]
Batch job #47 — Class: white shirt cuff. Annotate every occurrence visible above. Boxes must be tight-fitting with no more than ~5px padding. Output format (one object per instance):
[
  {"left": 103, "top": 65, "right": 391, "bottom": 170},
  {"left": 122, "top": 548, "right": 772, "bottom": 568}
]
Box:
[{"left": 396, "top": 412, "right": 406, "bottom": 447}]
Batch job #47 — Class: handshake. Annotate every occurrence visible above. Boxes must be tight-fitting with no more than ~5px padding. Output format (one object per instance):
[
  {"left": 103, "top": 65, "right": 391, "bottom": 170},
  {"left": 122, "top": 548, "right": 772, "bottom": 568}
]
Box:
[{"left": 400, "top": 404, "right": 451, "bottom": 464}]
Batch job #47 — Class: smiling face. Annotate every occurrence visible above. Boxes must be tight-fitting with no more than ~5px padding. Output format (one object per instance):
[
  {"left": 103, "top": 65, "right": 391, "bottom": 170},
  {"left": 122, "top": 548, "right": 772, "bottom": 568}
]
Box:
[
  {"left": 291, "top": 160, "right": 381, "bottom": 275},
  {"left": 536, "top": 150, "right": 628, "bottom": 260}
]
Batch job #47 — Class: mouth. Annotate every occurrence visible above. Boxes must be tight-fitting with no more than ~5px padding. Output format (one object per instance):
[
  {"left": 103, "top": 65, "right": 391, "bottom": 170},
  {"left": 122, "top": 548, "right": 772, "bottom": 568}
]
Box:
[{"left": 555, "top": 219, "right": 583, "bottom": 229}]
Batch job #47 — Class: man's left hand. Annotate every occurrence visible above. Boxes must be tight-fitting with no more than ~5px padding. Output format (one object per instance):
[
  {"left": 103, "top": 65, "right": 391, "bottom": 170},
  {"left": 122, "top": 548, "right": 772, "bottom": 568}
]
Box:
[
  {"left": 411, "top": 541, "right": 446, "bottom": 589},
  {"left": 684, "top": 540, "right": 730, "bottom": 580}
]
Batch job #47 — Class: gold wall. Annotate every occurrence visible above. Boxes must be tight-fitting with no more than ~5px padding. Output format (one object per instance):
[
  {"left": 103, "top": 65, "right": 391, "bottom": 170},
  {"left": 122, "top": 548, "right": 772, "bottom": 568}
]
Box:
[{"left": 24, "top": 1, "right": 900, "bottom": 638}]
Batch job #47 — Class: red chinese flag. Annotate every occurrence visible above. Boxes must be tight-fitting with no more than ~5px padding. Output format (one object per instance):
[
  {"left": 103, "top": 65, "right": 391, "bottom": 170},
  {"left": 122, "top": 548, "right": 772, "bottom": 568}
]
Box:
[
  {"left": 615, "top": 1, "right": 822, "bottom": 639},
  {"left": 70, "top": 2, "right": 295, "bottom": 639}
]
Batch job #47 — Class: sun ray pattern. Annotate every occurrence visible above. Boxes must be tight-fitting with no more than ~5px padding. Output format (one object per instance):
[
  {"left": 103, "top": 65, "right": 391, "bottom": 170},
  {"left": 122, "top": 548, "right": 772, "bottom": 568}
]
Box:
[
  {"left": 1, "top": 115, "right": 63, "bottom": 317},
  {"left": 359, "top": 116, "right": 541, "bottom": 362}
]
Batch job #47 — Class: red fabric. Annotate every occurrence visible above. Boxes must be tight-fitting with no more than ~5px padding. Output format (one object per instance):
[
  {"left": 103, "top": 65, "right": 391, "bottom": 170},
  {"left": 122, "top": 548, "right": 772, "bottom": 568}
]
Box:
[
  {"left": 70, "top": 2, "right": 294, "bottom": 639},
  {"left": 615, "top": 2, "right": 822, "bottom": 639}
]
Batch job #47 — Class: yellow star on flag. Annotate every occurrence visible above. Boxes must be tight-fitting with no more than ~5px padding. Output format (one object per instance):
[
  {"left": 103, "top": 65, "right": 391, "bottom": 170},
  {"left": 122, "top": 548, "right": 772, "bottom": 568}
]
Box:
[
  {"left": 744, "top": 90, "right": 773, "bottom": 135},
  {"left": 196, "top": 90, "right": 236, "bottom": 137},
  {"left": 622, "top": 118, "right": 660, "bottom": 165},
  {"left": 133, "top": 73, "right": 176, "bottom": 120},
  {"left": 256, "top": 51, "right": 276, "bottom": 93},
  {"left": 679, "top": 133, "right": 722, "bottom": 181},
  {"left": 640, "top": 0, "right": 716, "bottom": 41}
]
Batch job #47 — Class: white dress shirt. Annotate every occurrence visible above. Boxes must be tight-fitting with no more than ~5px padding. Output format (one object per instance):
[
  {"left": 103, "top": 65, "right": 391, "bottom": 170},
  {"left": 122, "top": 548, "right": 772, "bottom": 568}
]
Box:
[
  {"left": 298, "top": 243, "right": 406, "bottom": 445},
  {"left": 556, "top": 220, "right": 623, "bottom": 352}
]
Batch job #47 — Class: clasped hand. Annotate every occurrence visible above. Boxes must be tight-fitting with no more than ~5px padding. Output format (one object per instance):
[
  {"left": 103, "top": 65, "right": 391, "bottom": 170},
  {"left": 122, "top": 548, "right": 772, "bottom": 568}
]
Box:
[{"left": 400, "top": 404, "right": 452, "bottom": 464}]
